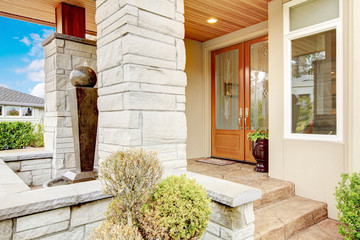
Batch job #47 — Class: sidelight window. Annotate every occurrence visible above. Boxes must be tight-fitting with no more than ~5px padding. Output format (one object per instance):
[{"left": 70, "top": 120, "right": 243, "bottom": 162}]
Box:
[{"left": 284, "top": 0, "right": 342, "bottom": 141}]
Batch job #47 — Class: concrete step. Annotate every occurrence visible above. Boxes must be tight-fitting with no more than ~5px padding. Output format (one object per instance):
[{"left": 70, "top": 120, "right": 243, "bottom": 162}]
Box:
[
  {"left": 187, "top": 159, "right": 295, "bottom": 209},
  {"left": 254, "top": 196, "right": 328, "bottom": 240},
  {"left": 223, "top": 176, "right": 295, "bottom": 209},
  {"left": 248, "top": 178, "right": 295, "bottom": 210},
  {"left": 287, "top": 219, "right": 342, "bottom": 240}
]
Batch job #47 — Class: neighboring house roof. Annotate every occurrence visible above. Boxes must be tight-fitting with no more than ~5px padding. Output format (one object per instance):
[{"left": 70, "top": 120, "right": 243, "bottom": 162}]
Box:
[{"left": 0, "top": 86, "right": 44, "bottom": 108}]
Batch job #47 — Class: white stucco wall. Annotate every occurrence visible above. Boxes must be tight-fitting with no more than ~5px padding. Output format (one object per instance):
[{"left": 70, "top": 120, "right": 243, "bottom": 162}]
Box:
[
  {"left": 185, "top": 39, "right": 205, "bottom": 159},
  {"left": 268, "top": 0, "right": 353, "bottom": 219}
]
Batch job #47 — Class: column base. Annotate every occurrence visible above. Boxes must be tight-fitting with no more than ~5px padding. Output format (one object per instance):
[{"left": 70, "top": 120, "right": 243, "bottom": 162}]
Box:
[{"left": 63, "top": 170, "right": 98, "bottom": 183}]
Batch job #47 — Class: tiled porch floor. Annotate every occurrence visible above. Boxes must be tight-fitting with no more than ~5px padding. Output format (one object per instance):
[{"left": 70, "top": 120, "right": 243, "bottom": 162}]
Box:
[{"left": 187, "top": 158, "right": 342, "bottom": 240}]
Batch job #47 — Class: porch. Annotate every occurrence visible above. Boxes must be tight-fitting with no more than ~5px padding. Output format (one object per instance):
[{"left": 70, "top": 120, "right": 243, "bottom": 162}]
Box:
[
  {"left": 0, "top": 0, "right": 358, "bottom": 239},
  {"left": 188, "top": 158, "right": 341, "bottom": 239}
]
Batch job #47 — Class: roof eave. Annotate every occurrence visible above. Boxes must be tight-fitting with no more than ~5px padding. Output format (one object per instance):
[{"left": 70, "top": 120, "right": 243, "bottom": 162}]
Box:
[{"left": 0, "top": 101, "right": 44, "bottom": 108}]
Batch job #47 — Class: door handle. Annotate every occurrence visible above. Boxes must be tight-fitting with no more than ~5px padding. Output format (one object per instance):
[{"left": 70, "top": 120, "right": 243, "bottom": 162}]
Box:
[
  {"left": 239, "top": 108, "right": 243, "bottom": 130},
  {"left": 245, "top": 107, "right": 249, "bottom": 130}
]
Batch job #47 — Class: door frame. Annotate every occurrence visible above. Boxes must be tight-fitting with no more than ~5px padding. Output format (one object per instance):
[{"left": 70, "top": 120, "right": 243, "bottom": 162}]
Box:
[
  {"left": 203, "top": 22, "right": 268, "bottom": 158},
  {"left": 210, "top": 35, "right": 268, "bottom": 162},
  {"left": 211, "top": 43, "right": 245, "bottom": 160}
]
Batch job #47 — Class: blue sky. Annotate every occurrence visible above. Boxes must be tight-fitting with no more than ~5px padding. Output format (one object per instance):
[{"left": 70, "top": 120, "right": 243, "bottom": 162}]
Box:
[{"left": 0, "top": 16, "right": 55, "bottom": 98}]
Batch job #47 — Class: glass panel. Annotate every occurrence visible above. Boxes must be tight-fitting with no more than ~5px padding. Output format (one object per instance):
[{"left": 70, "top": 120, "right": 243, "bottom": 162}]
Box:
[
  {"left": 0, "top": 106, "right": 2, "bottom": 116},
  {"left": 216, "top": 49, "right": 239, "bottom": 130},
  {"left": 291, "top": 29, "right": 336, "bottom": 134},
  {"left": 250, "top": 41, "right": 269, "bottom": 130},
  {"left": 290, "top": 0, "right": 339, "bottom": 31},
  {"left": 6, "top": 106, "right": 20, "bottom": 116},
  {"left": 22, "top": 107, "right": 33, "bottom": 116}
]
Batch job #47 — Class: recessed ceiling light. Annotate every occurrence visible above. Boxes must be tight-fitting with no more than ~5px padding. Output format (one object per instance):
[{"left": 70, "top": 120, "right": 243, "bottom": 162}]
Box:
[{"left": 207, "top": 18, "right": 218, "bottom": 24}]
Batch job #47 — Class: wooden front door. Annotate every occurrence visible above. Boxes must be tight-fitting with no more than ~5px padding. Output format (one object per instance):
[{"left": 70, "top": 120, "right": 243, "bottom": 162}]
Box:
[{"left": 211, "top": 36, "right": 268, "bottom": 162}]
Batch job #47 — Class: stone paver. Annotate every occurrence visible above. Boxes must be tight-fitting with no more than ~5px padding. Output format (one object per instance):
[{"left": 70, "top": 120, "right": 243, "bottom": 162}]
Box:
[
  {"left": 254, "top": 196, "right": 327, "bottom": 240},
  {"left": 288, "top": 219, "right": 342, "bottom": 240},
  {"left": 187, "top": 159, "right": 295, "bottom": 209}
]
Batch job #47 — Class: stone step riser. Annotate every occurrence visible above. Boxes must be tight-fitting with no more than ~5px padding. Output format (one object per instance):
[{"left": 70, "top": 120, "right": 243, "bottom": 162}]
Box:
[
  {"left": 254, "top": 196, "right": 328, "bottom": 240},
  {"left": 254, "top": 183, "right": 295, "bottom": 210}
]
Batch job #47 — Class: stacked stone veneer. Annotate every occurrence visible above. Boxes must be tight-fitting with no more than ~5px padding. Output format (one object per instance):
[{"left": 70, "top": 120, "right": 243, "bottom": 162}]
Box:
[
  {"left": 203, "top": 202, "right": 255, "bottom": 240},
  {"left": 6, "top": 158, "right": 52, "bottom": 187},
  {"left": 0, "top": 198, "right": 110, "bottom": 240},
  {"left": 42, "top": 34, "right": 97, "bottom": 178},
  {"left": 95, "top": 0, "right": 187, "bottom": 169},
  {"left": 0, "top": 199, "right": 254, "bottom": 240},
  {"left": 0, "top": 173, "right": 258, "bottom": 240},
  {"left": 1, "top": 151, "right": 53, "bottom": 187}
]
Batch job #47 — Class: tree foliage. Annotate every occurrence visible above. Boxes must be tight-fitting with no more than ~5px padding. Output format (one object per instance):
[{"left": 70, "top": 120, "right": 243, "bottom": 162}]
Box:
[
  {"left": 99, "top": 149, "right": 163, "bottom": 226},
  {"left": 335, "top": 172, "right": 360, "bottom": 240}
]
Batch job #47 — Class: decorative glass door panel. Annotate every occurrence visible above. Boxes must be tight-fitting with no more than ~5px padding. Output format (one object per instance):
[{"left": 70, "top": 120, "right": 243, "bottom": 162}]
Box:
[
  {"left": 250, "top": 41, "right": 269, "bottom": 131},
  {"left": 244, "top": 36, "right": 269, "bottom": 162},
  {"left": 211, "top": 36, "right": 268, "bottom": 162},
  {"left": 216, "top": 49, "right": 239, "bottom": 130},
  {"left": 211, "top": 44, "right": 244, "bottom": 160}
]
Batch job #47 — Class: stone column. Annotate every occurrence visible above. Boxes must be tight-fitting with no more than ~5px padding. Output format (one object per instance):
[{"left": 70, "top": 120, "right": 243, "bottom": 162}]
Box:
[
  {"left": 42, "top": 33, "right": 97, "bottom": 177},
  {"left": 204, "top": 202, "right": 255, "bottom": 240},
  {"left": 96, "top": 0, "right": 187, "bottom": 169}
]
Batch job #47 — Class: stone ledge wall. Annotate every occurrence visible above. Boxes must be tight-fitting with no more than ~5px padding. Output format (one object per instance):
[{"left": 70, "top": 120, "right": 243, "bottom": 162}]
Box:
[
  {"left": 6, "top": 158, "right": 52, "bottom": 187},
  {"left": 0, "top": 172, "right": 258, "bottom": 240},
  {"left": 1, "top": 151, "right": 53, "bottom": 187},
  {"left": 203, "top": 202, "right": 255, "bottom": 240},
  {"left": 0, "top": 198, "right": 255, "bottom": 240},
  {"left": 42, "top": 33, "right": 97, "bottom": 178},
  {"left": 0, "top": 198, "right": 110, "bottom": 240}
]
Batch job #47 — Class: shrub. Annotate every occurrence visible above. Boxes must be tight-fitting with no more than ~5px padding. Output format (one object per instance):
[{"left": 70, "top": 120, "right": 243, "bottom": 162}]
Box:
[
  {"left": 32, "top": 123, "right": 44, "bottom": 147},
  {"left": 335, "top": 172, "right": 360, "bottom": 240},
  {"left": 99, "top": 148, "right": 163, "bottom": 226},
  {"left": 0, "top": 122, "right": 44, "bottom": 150},
  {"left": 139, "top": 174, "right": 212, "bottom": 239},
  {"left": 90, "top": 221, "right": 143, "bottom": 240}
]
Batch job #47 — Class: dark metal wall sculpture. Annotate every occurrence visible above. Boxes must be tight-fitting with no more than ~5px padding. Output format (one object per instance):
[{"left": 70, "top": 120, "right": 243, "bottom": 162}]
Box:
[{"left": 63, "top": 66, "right": 98, "bottom": 182}]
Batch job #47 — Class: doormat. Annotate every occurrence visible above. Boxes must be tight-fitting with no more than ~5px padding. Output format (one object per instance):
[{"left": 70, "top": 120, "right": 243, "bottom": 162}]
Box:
[{"left": 196, "top": 158, "right": 237, "bottom": 166}]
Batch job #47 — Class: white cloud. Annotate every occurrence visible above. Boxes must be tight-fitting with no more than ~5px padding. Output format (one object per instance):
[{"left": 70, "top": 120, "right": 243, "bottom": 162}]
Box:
[
  {"left": 19, "top": 36, "right": 31, "bottom": 47},
  {"left": 16, "top": 28, "right": 54, "bottom": 98},
  {"left": 16, "top": 59, "right": 44, "bottom": 73},
  {"left": 28, "top": 70, "right": 44, "bottom": 82},
  {"left": 21, "top": 57, "right": 30, "bottom": 63},
  {"left": 18, "top": 29, "right": 54, "bottom": 58},
  {"left": 15, "top": 59, "right": 45, "bottom": 83},
  {"left": 42, "top": 29, "right": 54, "bottom": 39},
  {"left": 30, "top": 83, "right": 45, "bottom": 98}
]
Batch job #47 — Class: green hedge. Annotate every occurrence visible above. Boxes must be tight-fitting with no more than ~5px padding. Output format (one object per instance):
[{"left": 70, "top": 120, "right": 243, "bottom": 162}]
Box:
[{"left": 0, "top": 122, "right": 44, "bottom": 150}]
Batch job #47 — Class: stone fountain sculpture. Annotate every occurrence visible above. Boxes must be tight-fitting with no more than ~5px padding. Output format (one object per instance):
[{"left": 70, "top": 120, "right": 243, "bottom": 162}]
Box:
[{"left": 62, "top": 66, "right": 98, "bottom": 182}]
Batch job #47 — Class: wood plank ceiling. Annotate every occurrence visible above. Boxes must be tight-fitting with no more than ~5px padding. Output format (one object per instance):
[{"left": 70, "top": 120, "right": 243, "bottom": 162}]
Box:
[
  {"left": 185, "top": 0, "right": 270, "bottom": 42},
  {"left": 0, "top": 0, "right": 97, "bottom": 35},
  {"left": 0, "top": 0, "right": 270, "bottom": 42}
]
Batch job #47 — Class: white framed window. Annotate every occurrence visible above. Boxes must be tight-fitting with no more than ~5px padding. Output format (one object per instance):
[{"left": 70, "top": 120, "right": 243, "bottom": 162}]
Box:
[
  {"left": 283, "top": 0, "right": 342, "bottom": 142},
  {"left": 5, "top": 106, "right": 21, "bottom": 117},
  {"left": 0, "top": 106, "right": 2, "bottom": 116},
  {"left": 22, "top": 107, "right": 34, "bottom": 117}
]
